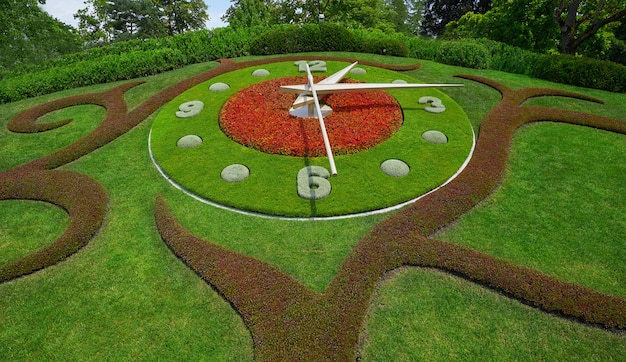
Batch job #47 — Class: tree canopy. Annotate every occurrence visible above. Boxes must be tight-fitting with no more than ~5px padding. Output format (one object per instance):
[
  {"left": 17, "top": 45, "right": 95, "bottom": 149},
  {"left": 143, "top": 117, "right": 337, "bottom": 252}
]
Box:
[
  {"left": 420, "top": 0, "right": 492, "bottom": 36},
  {"left": 446, "top": 0, "right": 626, "bottom": 57},
  {"left": 75, "top": 0, "right": 209, "bottom": 43},
  {"left": 446, "top": 0, "right": 559, "bottom": 52},
  {"left": 222, "top": 0, "right": 418, "bottom": 33},
  {"left": 0, "top": 0, "right": 82, "bottom": 72},
  {"left": 553, "top": 0, "right": 626, "bottom": 54}
]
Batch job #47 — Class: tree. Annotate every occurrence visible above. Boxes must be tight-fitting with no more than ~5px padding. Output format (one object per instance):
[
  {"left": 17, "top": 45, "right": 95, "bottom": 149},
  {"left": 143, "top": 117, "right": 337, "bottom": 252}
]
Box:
[
  {"left": 606, "top": 20, "right": 626, "bottom": 64},
  {"left": 222, "top": 0, "right": 276, "bottom": 29},
  {"left": 325, "top": 0, "right": 397, "bottom": 31},
  {"left": 106, "top": 0, "right": 166, "bottom": 41},
  {"left": 446, "top": 0, "right": 625, "bottom": 56},
  {"left": 420, "top": 0, "right": 491, "bottom": 37},
  {"left": 0, "top": 0, "right": 82, "bottom": 72},
  {"left": 553, "top": 0, "right": 626, "bottom": 54},
  {"left": 405, "top": 0, "right": 426, "bottom": 35},
  {"left": 161, "top": 0, "right": 209, "bottom": 35},
  {"left": 75, "top": 0, "right": 208, "bottom": 43},
  {"left": 446, "top": 0, "right": 559, "bottom": 52},
  {"left": 224, "top": 0, "right": 403, "bottom": 32},
  {"left": 388, "top": 0, "right": 410, "bottom": 33},
  {"left": 75, "top": 0, "right": 113, "bottom": 43}
]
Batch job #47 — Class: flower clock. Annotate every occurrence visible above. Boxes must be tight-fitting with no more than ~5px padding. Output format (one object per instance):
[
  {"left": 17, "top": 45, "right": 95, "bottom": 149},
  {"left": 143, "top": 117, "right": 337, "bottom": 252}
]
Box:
[
  {"left": 2, "top": 54, "right": 625, "bottom": 361},
  {"left": 149, "top": 60, "right": 474, "bottom": 218}
]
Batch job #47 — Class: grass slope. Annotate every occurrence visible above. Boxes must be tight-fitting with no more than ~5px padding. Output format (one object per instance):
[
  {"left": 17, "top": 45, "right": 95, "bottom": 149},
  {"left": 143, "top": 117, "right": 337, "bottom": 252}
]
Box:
[{"left": 0, "top": 53, "right": 624, "bottom": 360}]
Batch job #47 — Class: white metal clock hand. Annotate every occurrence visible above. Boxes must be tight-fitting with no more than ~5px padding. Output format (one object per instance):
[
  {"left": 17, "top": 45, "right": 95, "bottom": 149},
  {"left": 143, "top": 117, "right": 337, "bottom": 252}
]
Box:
[
  {"left": 291, "top": 62, "right": 358, "bottom": 109},
  {"left": 281, "top": 82, "right": 464, "bottom": 95},
  {"left": 305, "top": 63, "right": 337, "bottom": 176}
]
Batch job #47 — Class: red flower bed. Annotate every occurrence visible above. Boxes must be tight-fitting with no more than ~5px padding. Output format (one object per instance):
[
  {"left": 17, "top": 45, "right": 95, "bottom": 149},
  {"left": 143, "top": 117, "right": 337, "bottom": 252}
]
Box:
[{"left": 219, "top": 76, "right": 403, "bottom": 156}]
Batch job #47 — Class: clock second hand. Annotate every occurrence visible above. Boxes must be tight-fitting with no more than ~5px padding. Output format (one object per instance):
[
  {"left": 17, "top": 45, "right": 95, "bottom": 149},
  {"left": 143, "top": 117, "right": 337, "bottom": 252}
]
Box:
[{"left": 305, "top": 63, "right": 338, "bottom": 176}]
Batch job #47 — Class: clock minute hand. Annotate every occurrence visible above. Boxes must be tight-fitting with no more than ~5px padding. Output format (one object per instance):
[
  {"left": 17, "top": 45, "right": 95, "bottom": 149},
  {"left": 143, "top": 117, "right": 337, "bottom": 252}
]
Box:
[
  {"left": 281, "top": 82, "right": 464, "bottom": 95},
  {"left": 305, "top": 63, "right": 338, "bottom": 176}
]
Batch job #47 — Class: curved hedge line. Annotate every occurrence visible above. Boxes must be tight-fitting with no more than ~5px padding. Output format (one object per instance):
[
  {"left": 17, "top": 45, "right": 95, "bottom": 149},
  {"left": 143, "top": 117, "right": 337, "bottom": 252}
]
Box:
[
  {"left": 249, "top": 23, "right": 409, "bottom": 57},
  {"left": 2, "top": 53, "right": 624, "bottom": 359},
  {"left": 0, "top": 49, "right": 186, "bottom": 103},
  {"left": 533, "top": 54, "right": 626, "bottom": 93},
  {"left": 2, "top": 25, "right": 624, "bottom": 104}
]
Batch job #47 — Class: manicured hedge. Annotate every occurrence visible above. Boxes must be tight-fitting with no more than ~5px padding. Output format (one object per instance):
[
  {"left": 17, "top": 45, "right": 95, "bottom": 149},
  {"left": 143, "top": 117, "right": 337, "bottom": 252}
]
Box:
[
  {"left": 533, "top": 54, "right": 626, "bottom": 92},
  {"left": 405, "top": 37, "right": 540, "bottom": 74},
  {"left": 0, "top": 48, "right": 186, "bottom": 103},
  {"left": 249, "top": 23, "right": 408, "bottom": 56},
  {"left": 349, "top": 28, "right": 409, "bottom": 57},
  {"left": 1, "top": 27, "right": 255, "bottom": 79},
  {"left": 436, "top": 40, "right": 492, "bottom": 69},
  {"left": 2, "top": 25, "right": 624, "bottom": 105},
  {"left": 0, "top": 27, "right": 257, "bottom": 103},
  {"left": 472, "top": 38, "right": 541, "bottom": 75}
]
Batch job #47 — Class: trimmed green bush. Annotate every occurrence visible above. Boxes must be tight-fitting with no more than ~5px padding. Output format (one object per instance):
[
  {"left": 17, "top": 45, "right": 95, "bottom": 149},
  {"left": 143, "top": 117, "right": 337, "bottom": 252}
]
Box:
[
  {"left": 250, "top": 23, "right": 357, "bottom": 55},
  {"left": 406, "top": 37, "right": 540, "bottom": 75},
  {"left": 436, "top": 40, "right": 491, "bottom": 69},
  {"left": 2, "top": 27, "right": 255, "bottom": 80},
  {"left": 405, "top": 36, "right": 443, "bottom": 61},
  {"left": 473, "top": 38, "right": 540, "bottom": 75},
  {"left": 350, "top": 28, "right": 409, "bottom": 57},
  {"left": 249, "top": 24, "right": 408, "bottom": 57},
  {"left": 533, "top": 54, "right": 626, "bottom": 92},
  {"left": 0, "top": 48, "right": 186, "bottom": 103}
]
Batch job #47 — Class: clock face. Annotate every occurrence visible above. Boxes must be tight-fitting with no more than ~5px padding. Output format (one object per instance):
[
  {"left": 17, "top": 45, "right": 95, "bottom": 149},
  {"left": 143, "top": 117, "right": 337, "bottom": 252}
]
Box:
[{"left": 149, "top": 60, "right": 474, "bottom": 218}]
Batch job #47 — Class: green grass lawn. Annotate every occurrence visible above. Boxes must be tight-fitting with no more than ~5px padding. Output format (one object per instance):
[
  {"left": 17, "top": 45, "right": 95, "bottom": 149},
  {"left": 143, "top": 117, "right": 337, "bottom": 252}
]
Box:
[{"left": 0, "top": 53, "right": 624, "bottom": 360}]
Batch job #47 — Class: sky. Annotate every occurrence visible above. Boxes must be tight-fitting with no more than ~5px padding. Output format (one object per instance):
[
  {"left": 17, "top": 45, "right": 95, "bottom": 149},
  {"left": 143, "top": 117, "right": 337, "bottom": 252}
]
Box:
[{"left": 42, "top": 0, "right": 230, "bottom": 29}]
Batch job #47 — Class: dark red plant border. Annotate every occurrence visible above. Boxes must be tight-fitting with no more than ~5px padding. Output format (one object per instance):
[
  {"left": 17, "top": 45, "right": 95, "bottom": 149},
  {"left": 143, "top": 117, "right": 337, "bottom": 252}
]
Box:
[
  {"left": 154, "top": 69, "right": 626, "bottom": 360},
  {"left": 0, "top": 170, "right": 107, "bottom": 282}
]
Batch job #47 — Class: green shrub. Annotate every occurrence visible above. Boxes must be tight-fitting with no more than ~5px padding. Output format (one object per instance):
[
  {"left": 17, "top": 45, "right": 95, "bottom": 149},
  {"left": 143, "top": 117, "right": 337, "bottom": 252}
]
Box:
[
  {"left": 436, "top": 40, "right": 491, "bottom": 69},
  {"left": 0, "top": 48, "right": 186, "bottom": 103},
  {"left": 203, "top": 26, "right": 256, "bottom": 59},
  {"left": 533, "top": 54, "right": 626, "bottom": 92},
  {"left": 473, "top": 38, "right": 540, "bottom": 75},
  {"left": 405, "top": 36, "right": 443, "bottom": 61},
  {"left": 2, "top": 27, "right": 255, "bottom": 81},
  {"left": 406, "top": 37, "right": 539, "bottom": 75},
  {"left": 250, "top": 23, "right": 357, "bottom": 55},
  {"left": 350, "top": 28, "right": 408, "bottom": 57}
]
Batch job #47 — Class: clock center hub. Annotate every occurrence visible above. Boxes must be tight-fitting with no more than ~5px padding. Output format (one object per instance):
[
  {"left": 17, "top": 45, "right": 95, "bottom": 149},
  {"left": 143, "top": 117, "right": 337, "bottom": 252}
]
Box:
[{"left": 289, "top": 103, "right": 333, "bottom": 118}]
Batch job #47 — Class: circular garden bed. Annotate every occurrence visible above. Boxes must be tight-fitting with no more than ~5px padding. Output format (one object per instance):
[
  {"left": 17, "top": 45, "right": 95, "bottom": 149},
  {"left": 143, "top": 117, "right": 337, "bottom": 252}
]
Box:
[{"left": 149, "top": 61, "right": 474, "bottom": 218}]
